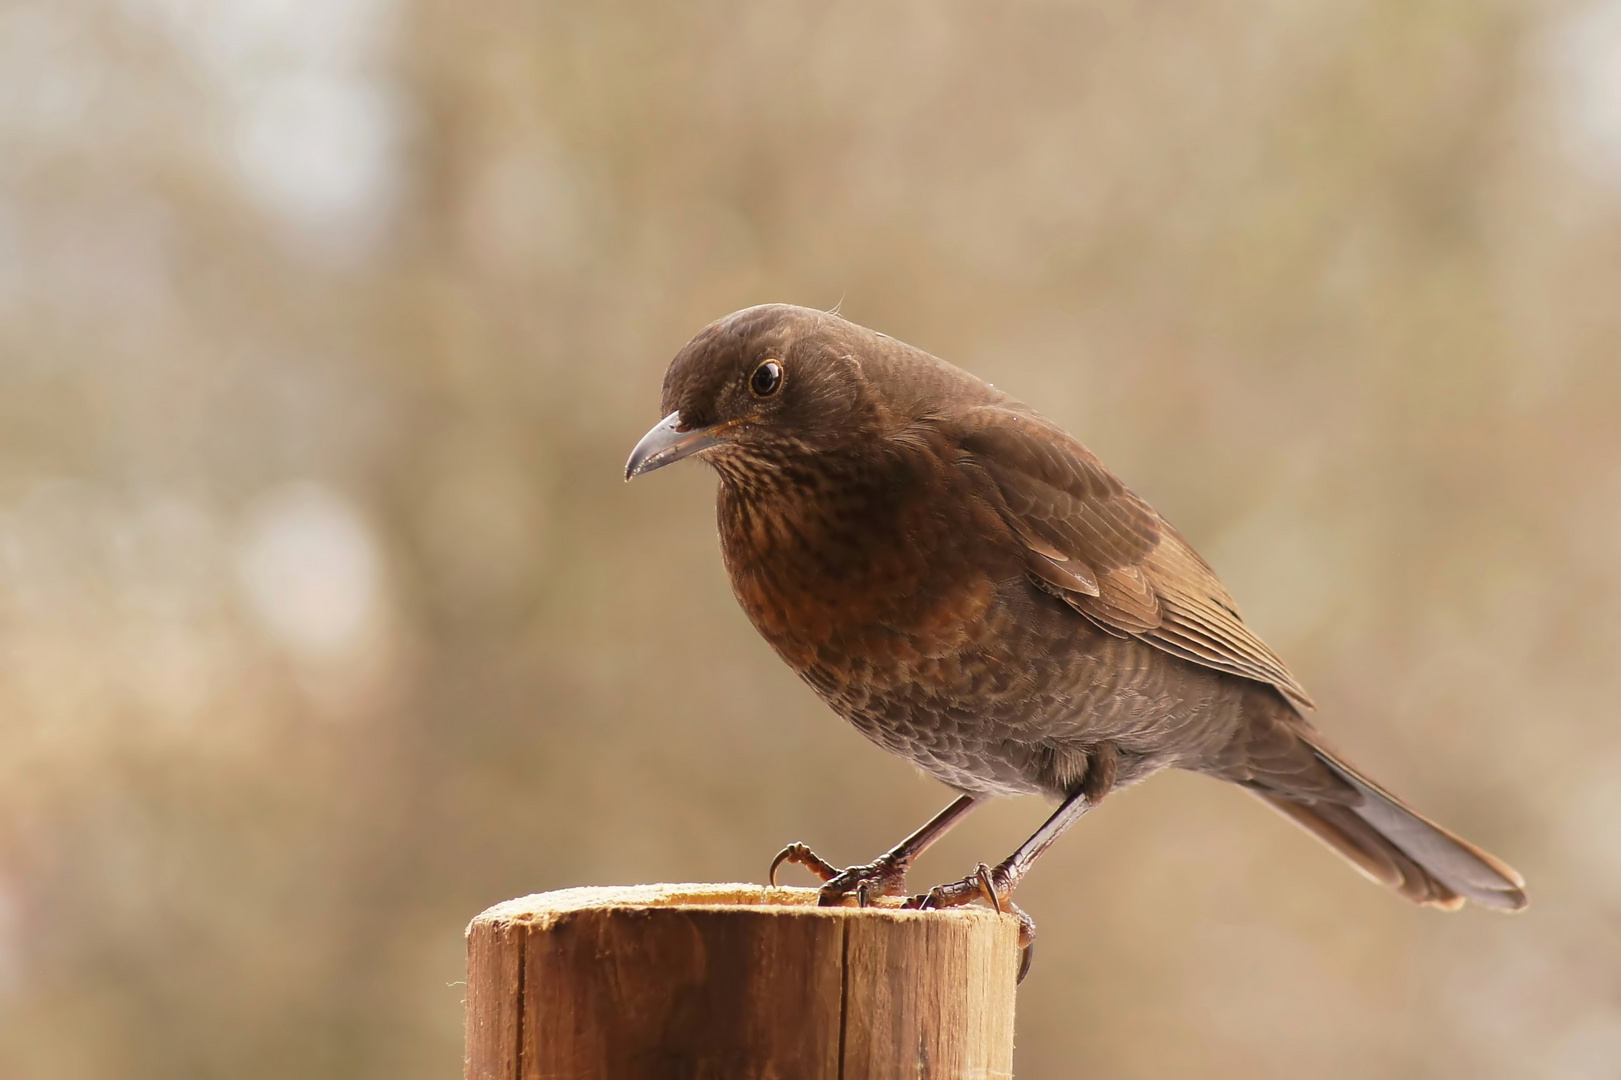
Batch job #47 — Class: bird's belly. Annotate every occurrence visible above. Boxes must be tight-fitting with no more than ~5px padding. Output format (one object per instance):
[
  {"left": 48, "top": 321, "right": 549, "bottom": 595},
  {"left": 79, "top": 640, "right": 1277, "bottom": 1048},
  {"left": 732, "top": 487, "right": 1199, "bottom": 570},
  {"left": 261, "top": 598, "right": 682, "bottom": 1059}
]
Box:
[{"left": 740, "top": 558, "right": 1222, "bottom": 795}]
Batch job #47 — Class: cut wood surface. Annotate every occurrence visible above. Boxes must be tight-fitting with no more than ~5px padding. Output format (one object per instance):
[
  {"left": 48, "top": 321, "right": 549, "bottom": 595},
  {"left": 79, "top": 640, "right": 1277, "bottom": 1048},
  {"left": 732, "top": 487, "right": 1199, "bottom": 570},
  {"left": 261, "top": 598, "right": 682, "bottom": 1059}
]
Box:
[{"left": 465, "top": 882, "right": 1020, "bottom": 1080}]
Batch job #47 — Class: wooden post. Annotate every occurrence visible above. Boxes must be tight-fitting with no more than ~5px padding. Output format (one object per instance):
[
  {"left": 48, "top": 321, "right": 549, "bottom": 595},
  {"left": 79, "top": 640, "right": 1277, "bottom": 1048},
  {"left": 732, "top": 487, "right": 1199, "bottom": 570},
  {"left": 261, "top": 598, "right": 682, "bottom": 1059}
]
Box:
[{"left": 465, "top": 882, "right": 1020, "bottom": 1080}]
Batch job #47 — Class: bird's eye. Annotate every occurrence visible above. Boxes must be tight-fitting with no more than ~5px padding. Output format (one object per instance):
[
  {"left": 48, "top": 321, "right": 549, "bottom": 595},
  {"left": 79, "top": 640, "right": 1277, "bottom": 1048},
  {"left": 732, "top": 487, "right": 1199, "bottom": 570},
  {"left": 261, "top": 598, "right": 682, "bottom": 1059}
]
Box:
[{"left": 749, "top": 359, "right": 784, "bottom": 398}]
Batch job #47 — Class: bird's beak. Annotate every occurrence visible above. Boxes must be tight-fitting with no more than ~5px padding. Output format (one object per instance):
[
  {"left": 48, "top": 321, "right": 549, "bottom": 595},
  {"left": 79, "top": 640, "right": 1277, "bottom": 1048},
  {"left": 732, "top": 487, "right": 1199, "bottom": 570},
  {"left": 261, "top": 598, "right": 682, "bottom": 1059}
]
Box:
[{"left": 625, "top": 411, "right": 723, "bottom": 480}]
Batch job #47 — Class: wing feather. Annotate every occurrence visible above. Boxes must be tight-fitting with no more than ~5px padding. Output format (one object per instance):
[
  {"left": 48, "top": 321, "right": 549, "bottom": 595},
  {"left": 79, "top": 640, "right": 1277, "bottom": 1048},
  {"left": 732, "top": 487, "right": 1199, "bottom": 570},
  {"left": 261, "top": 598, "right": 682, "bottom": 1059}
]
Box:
[{"left": 950, "top": 405, "right": 1315, "bottom": 709}]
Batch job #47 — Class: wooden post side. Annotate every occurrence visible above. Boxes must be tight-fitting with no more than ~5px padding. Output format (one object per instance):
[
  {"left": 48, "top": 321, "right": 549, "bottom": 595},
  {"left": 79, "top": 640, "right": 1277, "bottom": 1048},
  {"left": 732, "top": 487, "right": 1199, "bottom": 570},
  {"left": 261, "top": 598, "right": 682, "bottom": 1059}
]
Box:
[
  {"left": 464, "top": 883, "right": 1019, "bottom": 1080},
  {"left": 465, "top": 913, "right": 524, "bottom": 1077},
  {"left": 843, "top": 902, "right": 1019, "bottom": 1077}
]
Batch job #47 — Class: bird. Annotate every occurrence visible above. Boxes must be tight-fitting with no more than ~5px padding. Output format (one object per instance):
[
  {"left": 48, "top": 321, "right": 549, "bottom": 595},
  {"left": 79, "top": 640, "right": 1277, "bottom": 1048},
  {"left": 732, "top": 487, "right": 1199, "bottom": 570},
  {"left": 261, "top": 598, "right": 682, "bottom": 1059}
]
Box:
[{"left": 625, "top": 303, "right": 1527, "bottom": 969}]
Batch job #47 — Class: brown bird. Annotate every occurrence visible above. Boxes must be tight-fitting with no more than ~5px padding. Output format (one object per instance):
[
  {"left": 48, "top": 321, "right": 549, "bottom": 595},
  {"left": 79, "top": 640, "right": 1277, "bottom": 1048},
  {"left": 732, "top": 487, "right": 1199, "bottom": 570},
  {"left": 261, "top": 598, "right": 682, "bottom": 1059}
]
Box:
[{"left": 626, "top": 304, "right": 1527, "bottom": 964}]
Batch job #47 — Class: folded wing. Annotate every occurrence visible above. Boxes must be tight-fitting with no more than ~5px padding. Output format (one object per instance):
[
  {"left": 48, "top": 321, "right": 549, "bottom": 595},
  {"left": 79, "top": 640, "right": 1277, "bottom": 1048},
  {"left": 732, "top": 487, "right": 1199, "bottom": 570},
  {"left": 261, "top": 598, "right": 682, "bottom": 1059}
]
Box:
[{"left": 951, "top": 405, "right": 1315, "bottom": 710}]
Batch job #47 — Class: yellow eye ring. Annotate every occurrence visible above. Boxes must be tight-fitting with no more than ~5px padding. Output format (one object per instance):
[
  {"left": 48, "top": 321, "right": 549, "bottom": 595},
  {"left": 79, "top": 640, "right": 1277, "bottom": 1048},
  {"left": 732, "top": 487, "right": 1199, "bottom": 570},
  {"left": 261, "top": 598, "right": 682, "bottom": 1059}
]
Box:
[{"left": 750, "top": 359, "right": 784, "bottom": 397}]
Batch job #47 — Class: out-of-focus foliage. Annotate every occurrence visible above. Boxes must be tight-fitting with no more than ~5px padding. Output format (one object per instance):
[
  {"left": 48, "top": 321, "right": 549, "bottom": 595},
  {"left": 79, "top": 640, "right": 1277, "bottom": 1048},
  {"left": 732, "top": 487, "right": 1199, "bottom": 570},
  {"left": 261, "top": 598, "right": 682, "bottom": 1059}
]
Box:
[{"left": 1, "top": 0, "right": 1619, "bottom": 1076}]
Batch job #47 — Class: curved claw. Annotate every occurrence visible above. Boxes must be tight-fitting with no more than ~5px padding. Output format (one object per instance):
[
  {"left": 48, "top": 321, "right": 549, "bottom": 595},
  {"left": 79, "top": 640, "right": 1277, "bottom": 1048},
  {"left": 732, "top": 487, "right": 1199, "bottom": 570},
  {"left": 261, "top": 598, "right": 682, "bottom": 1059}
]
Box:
[
  {"left": 974, "top": 864, "right": 1002, "bottom": 914},
  {"left": 1007, "top": 901, "right": 1037, "bottom": 984},
  {"left": 769, "top": 842, "right": 839, "bottom": 887}
]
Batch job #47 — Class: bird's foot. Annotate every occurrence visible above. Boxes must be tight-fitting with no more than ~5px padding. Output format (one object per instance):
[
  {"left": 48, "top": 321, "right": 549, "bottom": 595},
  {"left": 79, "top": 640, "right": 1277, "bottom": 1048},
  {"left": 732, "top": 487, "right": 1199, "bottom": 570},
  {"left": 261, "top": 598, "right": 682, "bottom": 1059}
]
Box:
[
  {"left": 905, "top": 861, "right": 1012, "bottom": 911},
  {"left": 816, "top": 852, "right": 913, "bottom": 907},
  {"left": 905, "top": 863, "right": 1038, "bottom": 983},
  {"left": 768, "top": 842, "right": 839, "bottom": 885},
  {"left": 768, "top": 843, "right": 912, "bottom": 907}
]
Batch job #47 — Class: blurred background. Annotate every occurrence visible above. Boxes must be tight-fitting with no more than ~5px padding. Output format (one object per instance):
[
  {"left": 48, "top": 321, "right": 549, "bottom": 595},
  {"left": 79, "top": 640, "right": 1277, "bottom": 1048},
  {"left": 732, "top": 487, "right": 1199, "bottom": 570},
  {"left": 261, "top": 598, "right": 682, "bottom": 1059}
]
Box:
[{"left": 1, "top": 0, "right": 1619, "bottom": 1076}]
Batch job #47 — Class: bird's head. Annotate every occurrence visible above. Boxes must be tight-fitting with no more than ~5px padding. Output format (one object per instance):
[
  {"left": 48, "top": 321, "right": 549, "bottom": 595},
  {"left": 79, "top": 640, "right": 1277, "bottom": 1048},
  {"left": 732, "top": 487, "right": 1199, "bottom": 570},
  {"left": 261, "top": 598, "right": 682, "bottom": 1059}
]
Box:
[{"left": 624, "top": 304, "right": 881, "bottom": 481}]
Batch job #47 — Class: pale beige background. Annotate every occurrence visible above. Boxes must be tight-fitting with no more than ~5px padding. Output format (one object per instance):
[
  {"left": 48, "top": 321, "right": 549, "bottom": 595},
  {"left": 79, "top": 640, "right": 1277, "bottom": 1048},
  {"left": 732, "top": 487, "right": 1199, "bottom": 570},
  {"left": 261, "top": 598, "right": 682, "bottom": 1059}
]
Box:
[{"left": 1, "top": 1, "right": 1619, "bottom": 1076}]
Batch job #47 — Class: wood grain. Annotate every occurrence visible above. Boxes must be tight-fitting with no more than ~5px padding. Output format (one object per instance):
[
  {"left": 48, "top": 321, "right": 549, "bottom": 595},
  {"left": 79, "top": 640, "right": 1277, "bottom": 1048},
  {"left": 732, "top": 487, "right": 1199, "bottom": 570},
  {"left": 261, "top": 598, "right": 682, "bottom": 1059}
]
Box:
[{"left": 464, "top": 883, "right": 1019, "bottom": 1080}]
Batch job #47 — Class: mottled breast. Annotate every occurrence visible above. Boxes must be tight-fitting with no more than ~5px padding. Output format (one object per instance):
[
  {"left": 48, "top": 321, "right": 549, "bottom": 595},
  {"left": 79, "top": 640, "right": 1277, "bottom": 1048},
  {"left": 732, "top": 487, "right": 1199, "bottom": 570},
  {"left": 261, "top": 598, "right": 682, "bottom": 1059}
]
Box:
[{"left": 714, "top": 440, "right": 1020, "bottom": 698}]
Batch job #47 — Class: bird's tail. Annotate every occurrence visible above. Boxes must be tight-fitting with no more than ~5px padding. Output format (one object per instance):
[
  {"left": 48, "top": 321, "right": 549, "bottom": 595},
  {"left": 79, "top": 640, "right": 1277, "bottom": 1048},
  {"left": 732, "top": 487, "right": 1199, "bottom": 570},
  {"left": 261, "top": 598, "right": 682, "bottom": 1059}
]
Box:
[{"left": 1256, "top": 736, "right": 1527, "bottom": 912}]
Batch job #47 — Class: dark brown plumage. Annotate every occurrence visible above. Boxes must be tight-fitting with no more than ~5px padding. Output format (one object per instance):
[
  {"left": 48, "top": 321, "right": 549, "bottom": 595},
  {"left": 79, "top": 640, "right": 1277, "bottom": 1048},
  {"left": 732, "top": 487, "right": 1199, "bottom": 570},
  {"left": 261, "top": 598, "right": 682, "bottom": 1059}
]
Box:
[{"left": 626, "top": 303, "right": 1527, "bottom": 938}]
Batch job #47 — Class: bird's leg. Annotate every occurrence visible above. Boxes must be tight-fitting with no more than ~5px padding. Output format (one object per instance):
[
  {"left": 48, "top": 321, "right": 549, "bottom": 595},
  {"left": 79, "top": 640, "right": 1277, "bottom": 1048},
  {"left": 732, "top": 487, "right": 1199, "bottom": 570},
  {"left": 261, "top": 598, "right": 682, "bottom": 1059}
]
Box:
[
  {"left": 768, "top": 794, "right": 982, "bottom": 907},
  {"left": 911, "top": 787, "right": 1094, "bottom": 912},
  {"left": 906, "top": 788, "right": 1093, "bottom": 927}
]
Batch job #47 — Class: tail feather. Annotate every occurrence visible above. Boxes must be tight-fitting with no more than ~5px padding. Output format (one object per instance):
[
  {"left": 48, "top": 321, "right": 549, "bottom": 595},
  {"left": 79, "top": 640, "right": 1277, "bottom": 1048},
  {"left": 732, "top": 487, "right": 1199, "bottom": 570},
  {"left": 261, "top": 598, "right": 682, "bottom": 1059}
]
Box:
[
  {"left": 1261, "top": 794, "right": 1468, "bottom": 909},
  {"left": 1257, "top": 740, "right": 1527, "bottom": 912}
]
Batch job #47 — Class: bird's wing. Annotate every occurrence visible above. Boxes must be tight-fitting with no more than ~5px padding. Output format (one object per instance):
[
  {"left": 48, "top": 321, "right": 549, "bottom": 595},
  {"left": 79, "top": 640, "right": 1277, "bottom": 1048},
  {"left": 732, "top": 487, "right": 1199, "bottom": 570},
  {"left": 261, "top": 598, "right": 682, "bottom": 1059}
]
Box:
[{"left": 950, "top": 405, "right": 1315, "bottom": 710}]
